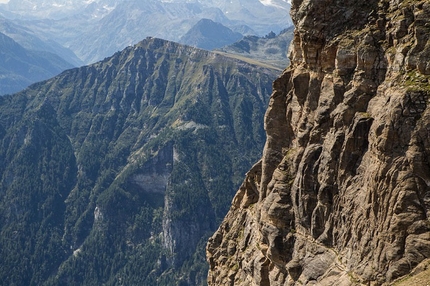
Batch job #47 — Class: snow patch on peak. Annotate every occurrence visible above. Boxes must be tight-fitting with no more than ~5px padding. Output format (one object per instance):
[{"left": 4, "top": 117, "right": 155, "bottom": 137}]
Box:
[{"left": 259, "top": 0, "right": 290, "bottom": 9}]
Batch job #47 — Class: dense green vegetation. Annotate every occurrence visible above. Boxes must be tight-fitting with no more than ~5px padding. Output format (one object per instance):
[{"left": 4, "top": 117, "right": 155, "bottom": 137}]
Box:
[{"left": 0, "top": 37, "right": 277, "bottom": 285}]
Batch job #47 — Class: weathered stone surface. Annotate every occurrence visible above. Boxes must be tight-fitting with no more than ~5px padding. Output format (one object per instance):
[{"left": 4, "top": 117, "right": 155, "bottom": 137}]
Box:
[{"left": 207, "top": 0, "right": 430, "bottom": 285}]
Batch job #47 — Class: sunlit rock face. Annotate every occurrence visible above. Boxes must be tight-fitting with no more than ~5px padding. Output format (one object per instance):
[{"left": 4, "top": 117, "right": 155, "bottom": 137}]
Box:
[{"left": 207, "top": 0, "right": 430, "bottom": 285}]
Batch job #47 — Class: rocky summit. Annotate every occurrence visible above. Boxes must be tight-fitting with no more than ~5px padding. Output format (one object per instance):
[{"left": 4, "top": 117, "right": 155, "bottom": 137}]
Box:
[{"left": 207, "top": 0, "right": 430, "bottom": 285}]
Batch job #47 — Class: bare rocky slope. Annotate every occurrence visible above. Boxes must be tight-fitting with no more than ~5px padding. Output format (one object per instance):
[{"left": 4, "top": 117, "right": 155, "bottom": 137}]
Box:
[{"left": 207, "top": 0, "right": 430, "bottom": 285}]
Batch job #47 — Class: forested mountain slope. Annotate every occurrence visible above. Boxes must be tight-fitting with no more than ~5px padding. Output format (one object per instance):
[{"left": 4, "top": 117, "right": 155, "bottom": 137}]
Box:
[{"left": 0, "top": 37, "right": 278, "bottom": 285}]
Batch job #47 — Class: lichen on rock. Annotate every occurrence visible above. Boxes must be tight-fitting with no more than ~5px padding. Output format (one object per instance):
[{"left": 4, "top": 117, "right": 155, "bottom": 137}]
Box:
[{"left": 207, "top": 0, "right": 430, "bottom": 285}]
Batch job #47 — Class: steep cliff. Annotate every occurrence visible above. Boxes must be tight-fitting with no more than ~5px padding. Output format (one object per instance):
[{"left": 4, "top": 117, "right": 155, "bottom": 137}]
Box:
[{"left": 207, "top": 0, "right": 430, "bottom": 285}]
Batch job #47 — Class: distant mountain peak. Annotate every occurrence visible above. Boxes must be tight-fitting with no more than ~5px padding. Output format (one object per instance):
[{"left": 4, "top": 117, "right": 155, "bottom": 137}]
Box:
[
  {"left": 0, "top": 0, "right": 292, "bottom": 63},
  {"left": 179, "top": 18, "right": 243, "bottom": 50},
  {"left": 0, "top": 31, "right": 74, "bottom": 95},
  {"left": 259, "top": 0, "right": 290, "bottom": 9}
]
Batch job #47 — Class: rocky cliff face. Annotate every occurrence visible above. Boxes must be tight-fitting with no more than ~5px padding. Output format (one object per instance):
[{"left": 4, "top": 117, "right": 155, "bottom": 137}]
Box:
[{"left": 207, "top": 0, "right": 430, "bottom": 285}]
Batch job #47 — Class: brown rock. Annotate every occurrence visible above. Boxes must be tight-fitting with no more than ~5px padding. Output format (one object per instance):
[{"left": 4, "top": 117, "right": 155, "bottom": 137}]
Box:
[{"left": 207, "top": 0, "right": 430, "bottom": 285}]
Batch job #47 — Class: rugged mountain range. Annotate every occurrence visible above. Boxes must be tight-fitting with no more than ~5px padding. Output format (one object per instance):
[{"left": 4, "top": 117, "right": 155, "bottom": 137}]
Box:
[
  {"left": 0, "top": 17, "right": 83, "bottom": 67},
  {"left": 217, "top": 27, "right": 294, "bottom": 70},
  {"left": 0, "top": 31, "right": 74, "bottom": 95},
  {"left": 0, "top": 0, "right": 292, "bottom": 64},
  {"left": 0, "top": 37, "right": 279, "bottom": 285},
  {"left": 0, "top": 0, "right": 118, "bottom": 19},
  {"left": 0, "top": 16, "right": 83, "bottom": 95},
  {"left": 207, "top": 0, "right": 430, "bottom": 285}
]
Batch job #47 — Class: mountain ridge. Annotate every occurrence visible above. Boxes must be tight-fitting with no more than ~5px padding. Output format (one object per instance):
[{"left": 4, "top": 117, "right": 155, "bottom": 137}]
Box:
[
  {"left": 216, "top": 27, "right": 294, "bottom": 70},
  {"left": 179, "top": 18, "right": 243, "bottom": 50},
  {"left": 0, "top": 31, "right": 74, "bottom": 95},
  {"left": 0, "top": 0, "right": 292, "bottom": 64},
  {"left": 0, "top": 36, "right": 278, "bottom": 285},
  {"left": 0, "top": 16, "right": 83, "bottom": 67}
]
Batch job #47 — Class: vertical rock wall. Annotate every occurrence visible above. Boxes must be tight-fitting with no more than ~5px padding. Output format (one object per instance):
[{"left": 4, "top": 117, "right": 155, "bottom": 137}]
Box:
[{"left": 207, "top": 0, "right": 430, "bottom": 285}]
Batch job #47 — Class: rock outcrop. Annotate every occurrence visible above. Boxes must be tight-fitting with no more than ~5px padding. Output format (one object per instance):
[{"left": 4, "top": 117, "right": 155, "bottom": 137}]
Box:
[{"left": 207, "top": 0, "right": 430, "bottom": 285}]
